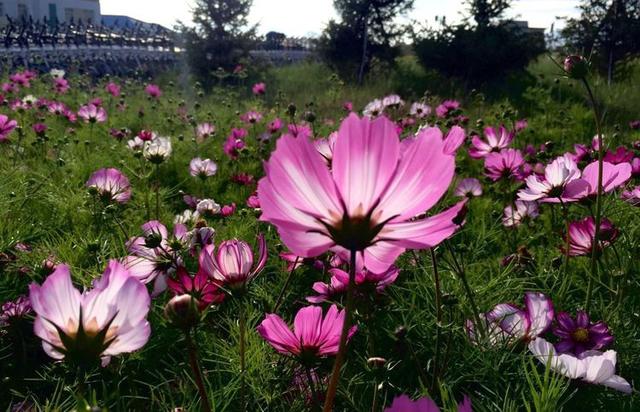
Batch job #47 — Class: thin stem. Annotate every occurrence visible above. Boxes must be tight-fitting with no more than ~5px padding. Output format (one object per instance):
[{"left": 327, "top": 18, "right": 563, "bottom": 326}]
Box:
[
  {"left": 444, "top": 241, "right": 485, "bottom": 339},
  {"left": 323, "top": 249, "right": 357, "bottom": 412},
  {"left": 239, "top": 306, "right": 247, "bottom": 410},
  {"left": 305, "top": 366, "right": 320, "bottom": 412},
  {"left": 558, "top": 199, "right": 572, "bottom": 299},
  {"left": 370, "top": 378, "right": 378, "bottom": 412},
  {"left": 273, "top": 257, "right": 300, "bottom": 313},
  {"left": 185, "top": 331, "right": 212, "bottom": 412},
  {"left": 582, "top": 78, "right": 603, "bottom": 311},
  {"left": 429, "top": 248, "right": 443, "bottom": 392},
  {"left": 155, "top": 163, "right": 160, "bottom": 220}
]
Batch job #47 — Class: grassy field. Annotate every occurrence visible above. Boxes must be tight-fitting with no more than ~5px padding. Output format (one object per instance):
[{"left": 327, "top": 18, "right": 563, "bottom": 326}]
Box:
[{"left": 1, "top": 56, "right": 640, "bottom": 411}]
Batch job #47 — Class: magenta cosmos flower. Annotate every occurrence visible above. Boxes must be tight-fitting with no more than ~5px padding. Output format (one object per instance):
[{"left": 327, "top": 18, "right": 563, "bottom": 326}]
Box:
[
  {"left": 483, "top": 148, "right": 525, "bottom": 182},
  {"left": 167, "top": 267, "right": 225, "bottom": 312},
  {"left": 189, "top": 157, "right": 218, "bottom": 178},
  {"left": 385, "top": 395, "right": 472, "bottom": 412},
  {"left": 105, "top": 82, "right": 121, "bottom": 97},
  {"left": 0, "top": 114, "right": 18, "bottom": 142},
  {"left": 86, "top": 168, "right": 132, "bottom": 204},
  {"left": 0, "top": 296, "right": 32, "bottom": 326},
  {"left": 563, "top": 216, "right": 618, "bottom": 257},
  {"left": 553, "top": 310, "right": 614, "bottom": 355},
  {"left": 257, "top": 305, "right": 356, "bottom": 360},
  {"left": 435, "top": 100, "right": 460, "bottom": 118},
  {"left": 78, "top": 104, "right": 107, "bottom": 124},
  {"left": 518, "top": 155, "right": 588, "bottom": 203},
  {"left": 199, "top": 235, "right": 267, "bottom": 290},
  {"left": 252, "top": 82, "right": 266, "bottom": 95},
  {"left": 29, "top": 260, "right": 151, "bottom": 365},
  {"left": 145, "top": 84, "right": 162, "bottom": 99},
  {"left": 454, "top": 178, "right": 482, "bottom": 198},
  {"left": 622, "top": 186, "right": 640, "bottom": 205},
  {"left": 258, "top": 113, "right": 466, "bottom": 273},
  {"left": 469, "top": 126, "right": 514, "bottom": 159},
  {"left": 307, "top": 266, "right": 399, "bottom": 303}
]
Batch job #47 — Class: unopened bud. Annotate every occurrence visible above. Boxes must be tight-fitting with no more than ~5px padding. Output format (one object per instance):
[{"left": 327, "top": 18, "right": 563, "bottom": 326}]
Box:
[
  {"left": 564, "top": 55, "right": 589, "bottom": 79},
  {"left": 164, "top": 295, "right": 201, "bottom": 330}
]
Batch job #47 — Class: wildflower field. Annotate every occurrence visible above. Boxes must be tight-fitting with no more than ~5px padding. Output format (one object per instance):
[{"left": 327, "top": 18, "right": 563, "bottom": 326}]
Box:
[{"left": 1, "top": 58, "right": 640, "bottom": 411}]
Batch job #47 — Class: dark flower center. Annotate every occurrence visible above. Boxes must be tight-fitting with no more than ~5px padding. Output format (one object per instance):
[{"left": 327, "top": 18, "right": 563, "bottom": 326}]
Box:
[{"left": 572, "top": 327, "right": 589, "bottom": 343}]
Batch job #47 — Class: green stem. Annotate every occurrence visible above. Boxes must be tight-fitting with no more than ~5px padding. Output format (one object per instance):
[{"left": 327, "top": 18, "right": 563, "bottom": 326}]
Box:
[
  {"left": 305, "top": 366, "right": 320, "bottom": 412},
  {"left": 323, "top": 249, "right": 357, "bottom": 412},
  {"left": 558, "top": 199, "right": 572, "bottom": 298},
  {"left": 239, "top": 305, "right": 247, "bottom": 410},
  {"left": 155, "top": 163, "right": 160, "bottom": 220},
  {"left": 582, "top": 78, "right": 603, "bottom": 311},
  {"left": 185, "top": 331, "right": 212, "bottom": 412},
  {"left": 429, "top": 248, "right": 443, "bottom": 392},
  {"left": 273, "top": 256, "right": 300, "bottom": 313}
]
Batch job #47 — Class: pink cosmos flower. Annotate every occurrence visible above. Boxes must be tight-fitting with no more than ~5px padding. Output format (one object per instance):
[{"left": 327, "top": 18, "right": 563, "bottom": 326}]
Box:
[
  {"left": 247, "top": 192, "right": 261, "bottom": 209},
  {"left": 485, "top": 292, "right": 554, "bottom": 342},
  {"left": 314, "top": 132, "right": 338, "bottom": 164},
  {"left": 29, "top": 261, "right": 150, "bottom": 365},
  {"left": 199, "top": 235, "right": 267, "bottom": 290},
  {"left": 127, "top": 137, "right": 145, "bottom": 152},
  {"left": 454, "top": 178, "right": 483, "bottom": 198},
  {"left": 409, "top": 102, "right": 431, "bottom": 118},
  {"left": 240, "top": 110, "right": 263, "bottom": 124},
  {"left": 9, "top": 72, "right": 31, "bottom": 87},
  {"left": 189, "top": 157, "right": 218, "bottom": 178},
  {"left": 385, "top": 395, "right": 472, "bottom": 412},
  {"left": 258, "top": 114, "right": 466, "bottom": 274},
  {"left": 382, "top": 94, "right": 404, "bottom": 108},
  {"left": 196, "top": 123, "right": 215, "bottom": 141},
  {"left": 48, "top": 102, "right": 68, "bottom": 116},
  {"left": 138, "top": 130, "right": 156, "bottom": 142},
  {"left": 604, "top": 146, "right": 634, "bottom": 164},
  {"left": 257, "top": 305, "right": 357, "bottom": 359},
  {"left": 502, "top": 201, "right": 539, "bottom": 227},
  {"left": 268, "top": 118, "right": 283, "bottom": 134},
  {"left": 307, "top": 266, "right": 399, "bottom": 303},
  {"left": 518, "top": 155, "right": 589, "bottom": 203},
  {"left": 252, "top": 82, "right": 266, "bottom": 95},
  {"left": 224, "top": 135, "right": 246, "bottom": 159},
  {"left": 53, "top": 78, "right": 69, "bottom": 94},
  {"left": 167, "top": 267, "right": 225, "bottom": 311},
  {"left": 0, "top": 114, "right": 18, "bottom": 142},
  {"left": 145, "top": 84, "right": 162, "bottom": 99},
  {"left": 515, "top": 119, "right": 528, "bottom": 132},
  {"left": 32, "top": 123, "right": 47, "bottom": 136},
  {"left": 78, "top": 104, "right": 107, "bottom": 124},
  {"left": 529, "top": 338, "right": 631, "bottom": 393},
  {"left": 0, "top": 296, "right": 32, "bottom": 327},
  {"left": 288, "top": 123, "right": 312, "bottom": 138},
  {"left": 343, "top": 101, "right": 353, "bottom": 112},
  {"left": 483, "top": 148, "right": 525, "bottom": 182},
  {"left": 622, "top": 186, "right": 640, "bottom": 205},
  {"left": 86, "top": 168, "right": 132, "bottom": 204},
  {"left": 221, "top": 203, "right": 236, "bottom": 217},
  {"left": 124, "top": 220, "right": 188, "bottom": 296},
  {"left": 363, "top": 99, "right": 385, "bottom": 117},
  {"left": 435, "top": 100, "right": 460, "bottom": 118},
  {"left": 469, "top": 126, "right": 514, "bottom": 159},
  {"left": 105, "top": 82, "right": 121, "bottom": 97},
  {"left": 569, "top": 161, "right": 631, "bottom": 200},
  {"left": 563, "top": 216, "right": 618, "bottom": 257},
  {"left": 196, "top": 199, "right": 221, "bottom": 216}
]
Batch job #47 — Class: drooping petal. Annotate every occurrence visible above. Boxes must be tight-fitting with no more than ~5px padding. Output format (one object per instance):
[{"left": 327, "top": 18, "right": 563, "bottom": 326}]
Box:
[{"left": 524, "top": 292, "right": 554, "bottom": 338}]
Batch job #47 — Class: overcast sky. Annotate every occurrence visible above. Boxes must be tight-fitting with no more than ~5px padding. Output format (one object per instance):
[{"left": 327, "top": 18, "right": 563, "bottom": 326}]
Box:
[{"left": 100, "top": 0, "right": 581, "bottom": 36}]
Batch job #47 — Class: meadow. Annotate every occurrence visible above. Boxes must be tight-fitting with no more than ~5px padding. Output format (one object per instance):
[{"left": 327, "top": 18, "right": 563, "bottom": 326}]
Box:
[{"left": 1, "top": 56, "right": 640, "bottom": 411}]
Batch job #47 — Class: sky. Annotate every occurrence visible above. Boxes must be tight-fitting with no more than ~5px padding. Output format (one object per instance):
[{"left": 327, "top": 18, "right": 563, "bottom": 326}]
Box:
[{"left": 100, "top": 0, "right": 582, "bottom": 36}]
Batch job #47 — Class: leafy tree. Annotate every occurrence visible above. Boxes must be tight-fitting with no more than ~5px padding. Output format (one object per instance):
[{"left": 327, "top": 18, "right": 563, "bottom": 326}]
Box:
[
  {"left": 319, "top": 0, "right": 414, "bottom": 83},
  {"left": 181, "top": 0, "right": 257, "bottom": 87},
  {"left": 563, "top": 0, "right": 640, "bottom": 83},
  {"left": 413, "top": 0, "right": 545, "bottom": 87}
]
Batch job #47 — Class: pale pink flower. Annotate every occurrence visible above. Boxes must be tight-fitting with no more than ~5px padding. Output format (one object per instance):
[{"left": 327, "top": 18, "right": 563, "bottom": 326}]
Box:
[
  {"left": 0, "top": 114, "right": 18, "bottom": 142},
  {"left": 518, "top": 155, "right": 589, "bottom": 203},
  {"left": 529, "top": 338, "right": 631, "bottom": 393},
  {"left": 29, "top": 261, "right": 150, "bottom": 365},
  {"left": 78, "top": 104, "right": 107, "bottom": 123},
  {"left": 189, "top": 157, "right": 218, "bottom": 178},
  {"left": 258, "top": 113, "right": 466, "bottom": 273},
  {"left": 363, "top": 99, "right": 385, "bottom": 117},
  {"left": 409, "top": 102, "right": 431, "bottom": 118},
  {"left": 502, "top": 201, "right": 539, "bottom": 227},
  {"left": 563, "top": 217, "right": 618, "bottom": 257},
  {"left": 454, "top": 178, "right": 482, "bottom": 198},
  {"left": 196, "top": 123, "right": 215, "bottom": 141},
  {"left": 86, "top": 168, "right": 132, "bottom": 204},
  {"left": 307, "top": 266, "right": 399, "bottom": 303},
  {"left": 570, "top": 161, "right": 631, "bottom": 200},
  {"left": 199, "top": 235, "right": 267, "bottom": 290}
]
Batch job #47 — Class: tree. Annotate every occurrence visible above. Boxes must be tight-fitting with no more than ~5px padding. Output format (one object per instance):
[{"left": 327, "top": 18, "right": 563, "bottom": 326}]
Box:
[
  {"left": 181, "top": 0, "right": 257, "bottom": 87},
  {"left": 319, "top": 0, "right": 414, "bottom": 83},
  {"left": 563, "top": 0, "right": 640, "bottom": 83},
  {"left": 413, "top": 0, "right": 545, "bottom": 87}
]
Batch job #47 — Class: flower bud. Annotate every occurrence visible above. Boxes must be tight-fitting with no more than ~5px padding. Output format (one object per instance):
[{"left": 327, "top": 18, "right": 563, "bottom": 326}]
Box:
[
  {"left": 164, "top": 295, "right": 201, "bottom": 330},
  {"left": 564, "top": 55, "right": 589, "bottom": 79}
]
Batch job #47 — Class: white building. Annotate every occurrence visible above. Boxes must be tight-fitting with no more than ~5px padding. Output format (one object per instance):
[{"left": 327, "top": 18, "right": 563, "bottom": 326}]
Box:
[{"left": 0, "top": 0, "right": 101, "bottom": 25}]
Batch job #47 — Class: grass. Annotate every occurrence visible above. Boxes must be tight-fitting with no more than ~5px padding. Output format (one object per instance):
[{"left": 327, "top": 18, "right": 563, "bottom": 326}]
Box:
[{"left": 1, "top": 56, "right": 640, "bottom": 411}]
